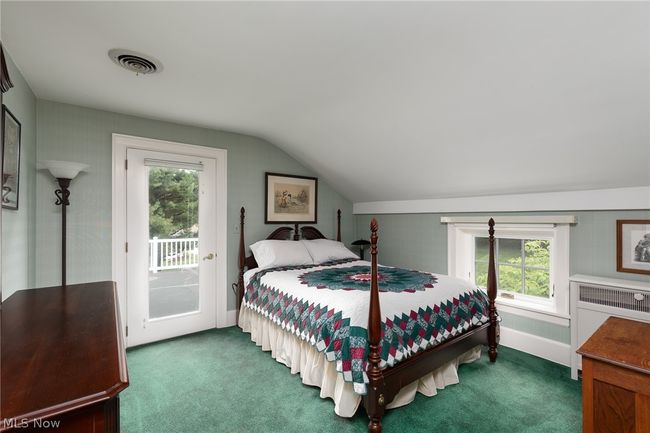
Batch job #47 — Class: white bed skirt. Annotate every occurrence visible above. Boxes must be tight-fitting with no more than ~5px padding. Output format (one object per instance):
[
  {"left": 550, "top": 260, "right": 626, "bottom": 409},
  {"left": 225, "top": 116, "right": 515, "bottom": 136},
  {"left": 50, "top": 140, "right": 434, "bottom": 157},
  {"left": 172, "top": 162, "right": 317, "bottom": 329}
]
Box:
[{"left": 239, "top": 306, "right": 482, "bottom": 418}]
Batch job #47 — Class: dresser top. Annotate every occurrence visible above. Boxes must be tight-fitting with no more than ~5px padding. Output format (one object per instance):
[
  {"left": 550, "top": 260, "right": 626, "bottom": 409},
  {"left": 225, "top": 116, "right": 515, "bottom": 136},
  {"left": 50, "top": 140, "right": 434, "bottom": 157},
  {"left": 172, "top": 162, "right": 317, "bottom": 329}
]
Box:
[
  {"left": 0, "top": 282, "right": 128, "bottom": 431},
  {"left": 577, "top": 316, "right": 650, "bottom": 375}
]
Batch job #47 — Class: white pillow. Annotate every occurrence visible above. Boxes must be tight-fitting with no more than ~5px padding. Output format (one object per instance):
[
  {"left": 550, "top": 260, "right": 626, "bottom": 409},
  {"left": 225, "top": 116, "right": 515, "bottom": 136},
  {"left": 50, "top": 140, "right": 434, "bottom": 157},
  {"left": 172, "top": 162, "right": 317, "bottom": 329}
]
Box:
[
  {"left": 249, "top": 240, "right": 314, "bottom": 269},
  {"left": 301, "top": 239, "right": 359, "bottom": 264}
]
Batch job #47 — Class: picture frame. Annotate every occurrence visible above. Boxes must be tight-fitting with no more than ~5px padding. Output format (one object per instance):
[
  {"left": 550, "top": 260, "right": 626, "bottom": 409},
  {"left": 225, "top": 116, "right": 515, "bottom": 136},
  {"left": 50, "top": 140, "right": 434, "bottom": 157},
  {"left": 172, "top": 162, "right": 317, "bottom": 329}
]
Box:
[
  {"left": 265, "top": 172, "right": 317, "bottom": 224},
  {"left": 2, "top": 105, "right": 21, "bottom": 210},
  {"left": 616, "top": 219, "right": 650, "bottom": 275}
]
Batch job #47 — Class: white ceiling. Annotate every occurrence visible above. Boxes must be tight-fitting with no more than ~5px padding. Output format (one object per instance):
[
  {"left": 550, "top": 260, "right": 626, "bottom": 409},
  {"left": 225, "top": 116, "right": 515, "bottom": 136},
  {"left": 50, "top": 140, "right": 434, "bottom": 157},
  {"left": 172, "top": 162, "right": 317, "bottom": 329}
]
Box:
[{"left": 3, "top": 1, "right": 649, "bottom": 203}]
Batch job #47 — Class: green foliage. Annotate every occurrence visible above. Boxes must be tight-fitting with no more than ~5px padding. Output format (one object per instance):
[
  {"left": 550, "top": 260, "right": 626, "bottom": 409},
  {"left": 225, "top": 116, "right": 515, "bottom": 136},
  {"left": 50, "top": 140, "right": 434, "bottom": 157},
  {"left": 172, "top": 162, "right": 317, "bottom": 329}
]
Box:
[
  {"left": 523, "top": 240, "right": 550, "bottom": 296},
  {"left": 474, "top": 238, "right": 550, "bottom": 298},
  {"left": 148, "top": 168, "right": 199, "bottom": 238},
  {"left": 525, "top": 240, "right": 550, "bottom": 268}
]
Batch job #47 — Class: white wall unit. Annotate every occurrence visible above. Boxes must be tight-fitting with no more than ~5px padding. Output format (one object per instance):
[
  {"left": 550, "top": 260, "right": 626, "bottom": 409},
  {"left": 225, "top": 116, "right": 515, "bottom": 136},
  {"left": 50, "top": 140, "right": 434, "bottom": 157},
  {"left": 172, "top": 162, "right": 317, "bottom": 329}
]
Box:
[{"left": 570, "top": 274, "right": 650, "bottom": 380}]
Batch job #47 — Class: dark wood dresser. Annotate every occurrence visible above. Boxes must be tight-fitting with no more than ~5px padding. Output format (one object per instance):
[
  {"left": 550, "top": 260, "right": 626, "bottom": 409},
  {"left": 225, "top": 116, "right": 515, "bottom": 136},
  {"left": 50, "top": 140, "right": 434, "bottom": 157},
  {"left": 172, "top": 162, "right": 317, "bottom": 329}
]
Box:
[
  {"left": 577, "top": 316, "right": 650, "bottom": 433},
  {"left": 1, "top": 281, "right": 129, "bottom": 432}
]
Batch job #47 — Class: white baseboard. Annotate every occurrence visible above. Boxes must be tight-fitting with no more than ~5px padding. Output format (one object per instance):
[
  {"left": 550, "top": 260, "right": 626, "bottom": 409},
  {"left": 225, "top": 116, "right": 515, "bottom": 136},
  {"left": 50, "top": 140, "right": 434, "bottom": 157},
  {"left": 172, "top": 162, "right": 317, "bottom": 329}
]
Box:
[
  {"left": 220, "top": 309, "right": 238, "bottom": 328},
  {"left": 499, "top": 326, "right": 571, "bottom": 367}
]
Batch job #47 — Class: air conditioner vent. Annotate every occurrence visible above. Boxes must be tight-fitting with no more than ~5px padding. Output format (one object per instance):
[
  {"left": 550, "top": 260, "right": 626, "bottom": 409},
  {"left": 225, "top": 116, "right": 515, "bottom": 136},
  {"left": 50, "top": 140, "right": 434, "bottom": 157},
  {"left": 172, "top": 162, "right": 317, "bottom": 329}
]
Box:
[
  {"left": 579, "top": 284, "right": 650, "bottom": 313},
  {"left": 108, "top": 49, "right": 161, "bottom": 75}
]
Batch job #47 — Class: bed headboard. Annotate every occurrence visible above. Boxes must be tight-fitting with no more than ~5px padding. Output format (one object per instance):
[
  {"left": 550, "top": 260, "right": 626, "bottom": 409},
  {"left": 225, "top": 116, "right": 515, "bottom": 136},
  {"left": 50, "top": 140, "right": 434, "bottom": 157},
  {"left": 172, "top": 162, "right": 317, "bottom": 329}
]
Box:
[{"left": 236, "top": 208, "right": 342, "bottom": 312}]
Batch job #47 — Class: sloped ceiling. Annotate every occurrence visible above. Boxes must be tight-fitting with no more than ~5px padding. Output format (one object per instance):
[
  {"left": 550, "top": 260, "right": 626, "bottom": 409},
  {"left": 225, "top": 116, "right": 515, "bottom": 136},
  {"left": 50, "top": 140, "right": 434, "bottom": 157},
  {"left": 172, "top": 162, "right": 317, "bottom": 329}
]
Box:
[{"left": 2, "top": 1, "right": 648, "bottom": 202}]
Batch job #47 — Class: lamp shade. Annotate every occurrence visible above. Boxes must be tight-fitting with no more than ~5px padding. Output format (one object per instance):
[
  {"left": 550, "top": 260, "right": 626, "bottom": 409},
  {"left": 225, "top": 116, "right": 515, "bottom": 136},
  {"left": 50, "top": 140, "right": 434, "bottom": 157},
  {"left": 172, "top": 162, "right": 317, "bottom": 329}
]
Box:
[{"left": 39, "top": 160, "right": 88, "bottom": 180}]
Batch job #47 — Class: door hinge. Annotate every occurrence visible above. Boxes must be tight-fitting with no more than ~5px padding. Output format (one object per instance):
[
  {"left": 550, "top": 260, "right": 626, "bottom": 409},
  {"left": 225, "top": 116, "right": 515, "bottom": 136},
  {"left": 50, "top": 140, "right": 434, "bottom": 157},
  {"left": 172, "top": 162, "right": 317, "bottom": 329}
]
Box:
[
  {"left": 125, "top": 159, "right": 128, "bottom": 170},
  {"left": 125, "top": 242, "right": 128, "bottom": 253},
  {"left": 126, "top": 325, "right": 128, "bottom": 337}
]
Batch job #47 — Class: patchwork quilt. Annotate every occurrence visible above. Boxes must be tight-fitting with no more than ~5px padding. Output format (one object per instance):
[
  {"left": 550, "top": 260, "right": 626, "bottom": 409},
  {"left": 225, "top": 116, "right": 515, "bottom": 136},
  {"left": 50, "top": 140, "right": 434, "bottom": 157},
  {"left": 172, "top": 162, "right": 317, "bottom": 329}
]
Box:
[{"left": 242, "top": 259, "right": 490, "bottom": 395}]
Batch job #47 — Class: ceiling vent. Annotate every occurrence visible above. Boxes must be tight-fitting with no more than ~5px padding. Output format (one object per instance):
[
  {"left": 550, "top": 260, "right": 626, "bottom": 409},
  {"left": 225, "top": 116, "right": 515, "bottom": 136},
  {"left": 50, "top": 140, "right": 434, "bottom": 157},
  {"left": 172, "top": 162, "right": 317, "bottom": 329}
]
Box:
[{"left": 108, "top": 49, "right": 161, "bottom": 75}]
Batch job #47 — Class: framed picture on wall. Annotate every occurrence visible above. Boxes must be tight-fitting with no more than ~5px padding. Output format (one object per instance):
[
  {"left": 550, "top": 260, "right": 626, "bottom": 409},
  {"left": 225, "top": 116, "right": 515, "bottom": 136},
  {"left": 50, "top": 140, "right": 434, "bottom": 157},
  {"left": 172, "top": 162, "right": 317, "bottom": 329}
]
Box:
[
  {"left": 617, "top": 219, "right": 650, "bottom": 275},
  {"left": 265, "top": 172, "right": 317, "bottom": 224},
  {"left": 2, "top": 105, "right": 21, "bottom": 210}
]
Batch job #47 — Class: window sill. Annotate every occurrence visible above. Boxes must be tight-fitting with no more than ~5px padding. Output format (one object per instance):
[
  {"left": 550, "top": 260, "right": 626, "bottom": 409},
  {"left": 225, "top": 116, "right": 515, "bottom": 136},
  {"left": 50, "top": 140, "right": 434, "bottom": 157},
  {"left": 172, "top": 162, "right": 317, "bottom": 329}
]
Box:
[{"left": 495, "top": 297, "right": 570, "bottom": 327}]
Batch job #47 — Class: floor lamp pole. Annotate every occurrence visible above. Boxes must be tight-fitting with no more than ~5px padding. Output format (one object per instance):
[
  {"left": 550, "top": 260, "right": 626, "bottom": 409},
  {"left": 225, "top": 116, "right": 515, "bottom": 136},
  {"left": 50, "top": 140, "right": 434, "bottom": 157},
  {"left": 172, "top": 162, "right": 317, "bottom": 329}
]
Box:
[{"left": 55, "top": 178, "right": 71, "bottom": 287}]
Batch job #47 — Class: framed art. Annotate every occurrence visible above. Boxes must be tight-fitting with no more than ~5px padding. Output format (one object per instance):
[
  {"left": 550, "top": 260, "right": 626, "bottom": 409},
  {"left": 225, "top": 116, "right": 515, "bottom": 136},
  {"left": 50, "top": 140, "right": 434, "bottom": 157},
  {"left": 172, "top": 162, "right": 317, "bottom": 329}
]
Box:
[
  {"left": 2, "top": 105, "right": 20, "bottom": 210},
  {"left": 265, "top": 172, "right": 317, "bottom": 224},
  {"left": 617, "top": 219, "right": 650, "bottom": 275}
]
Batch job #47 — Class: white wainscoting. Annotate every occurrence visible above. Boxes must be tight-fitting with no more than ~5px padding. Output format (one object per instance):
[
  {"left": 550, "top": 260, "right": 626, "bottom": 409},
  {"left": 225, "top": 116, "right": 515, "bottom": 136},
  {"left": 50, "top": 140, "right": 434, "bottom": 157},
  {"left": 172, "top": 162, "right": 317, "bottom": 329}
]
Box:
[
  {"left": 499, "top": 326, "right": 571, "bottom": 367},
  {"left": 225, "top": 309, "right": 238, "bottom": 327}
]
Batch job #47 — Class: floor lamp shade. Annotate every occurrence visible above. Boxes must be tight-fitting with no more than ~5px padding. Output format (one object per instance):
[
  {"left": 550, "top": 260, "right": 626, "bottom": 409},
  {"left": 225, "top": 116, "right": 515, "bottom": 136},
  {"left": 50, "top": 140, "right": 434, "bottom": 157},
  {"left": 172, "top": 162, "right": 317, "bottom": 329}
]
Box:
[
  {"left": 39, "top": 160, "right": 88, "bottom": 180},
  {"left": 39, "top": 160, "right": 88, "bottom": 287}
]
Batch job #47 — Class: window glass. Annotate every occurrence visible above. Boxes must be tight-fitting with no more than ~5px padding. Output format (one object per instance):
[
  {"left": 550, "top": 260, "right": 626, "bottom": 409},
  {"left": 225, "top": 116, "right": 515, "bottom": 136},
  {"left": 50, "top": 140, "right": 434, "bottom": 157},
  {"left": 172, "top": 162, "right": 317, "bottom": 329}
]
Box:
[
  {"left": 499, "top": 238, "right": 521, "bottom": 265},
  {"left": 499, "top": 263, "right": 523, "bottom": 293},
  {"left": 525, "top": 268, "right": 550, "bottom": 297},
  {"left": 475, "top": 261, "right": 488, "bottom": 289},
  {"left": 474, "top": 237, "right": 489, "bottom": 288},
  {"left": 474, "top": 236, "right": 551, "bottom": 299},
  {"left": 524, "top": 239, "right": 550, "bottom": 297}
]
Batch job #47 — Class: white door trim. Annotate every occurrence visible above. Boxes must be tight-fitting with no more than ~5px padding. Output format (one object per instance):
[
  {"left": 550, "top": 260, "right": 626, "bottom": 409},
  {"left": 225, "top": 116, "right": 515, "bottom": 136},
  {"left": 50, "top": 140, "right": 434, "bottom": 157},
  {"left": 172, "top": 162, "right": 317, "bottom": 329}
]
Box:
[{"left": 112, "top": 134, "right": 228, "bottom": 344}]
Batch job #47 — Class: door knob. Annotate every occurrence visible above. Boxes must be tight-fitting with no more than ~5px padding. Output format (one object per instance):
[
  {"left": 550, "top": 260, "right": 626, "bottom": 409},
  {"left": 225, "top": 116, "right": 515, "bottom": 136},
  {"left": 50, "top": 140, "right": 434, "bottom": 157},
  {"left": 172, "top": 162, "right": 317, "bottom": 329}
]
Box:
[{"left": 203, "top": 253, "right": 215, "bottom": 261}]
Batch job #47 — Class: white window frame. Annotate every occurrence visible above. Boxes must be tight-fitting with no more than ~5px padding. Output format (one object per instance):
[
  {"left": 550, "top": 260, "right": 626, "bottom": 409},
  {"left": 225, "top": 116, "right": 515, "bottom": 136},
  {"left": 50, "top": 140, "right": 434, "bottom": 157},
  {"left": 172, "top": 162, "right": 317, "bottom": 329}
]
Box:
[{"left": 447, "top": 220, "right": 570, "bottom": 327}]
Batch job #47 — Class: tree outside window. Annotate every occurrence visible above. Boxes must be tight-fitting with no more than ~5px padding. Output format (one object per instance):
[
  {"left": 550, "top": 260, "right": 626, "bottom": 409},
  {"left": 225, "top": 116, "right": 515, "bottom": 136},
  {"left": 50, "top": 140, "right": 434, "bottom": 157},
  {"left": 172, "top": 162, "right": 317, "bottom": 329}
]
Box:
[{"left": 474, "top": 237, "right": 551, "bottom": 298}]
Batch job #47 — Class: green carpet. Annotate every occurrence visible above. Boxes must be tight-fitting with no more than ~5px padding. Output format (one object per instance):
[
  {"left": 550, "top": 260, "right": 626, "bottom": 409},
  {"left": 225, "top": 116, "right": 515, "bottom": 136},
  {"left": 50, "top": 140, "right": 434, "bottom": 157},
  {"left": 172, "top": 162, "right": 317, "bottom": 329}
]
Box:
[{"left": 121, "top": 327, "right": 581, "bottom": 433}]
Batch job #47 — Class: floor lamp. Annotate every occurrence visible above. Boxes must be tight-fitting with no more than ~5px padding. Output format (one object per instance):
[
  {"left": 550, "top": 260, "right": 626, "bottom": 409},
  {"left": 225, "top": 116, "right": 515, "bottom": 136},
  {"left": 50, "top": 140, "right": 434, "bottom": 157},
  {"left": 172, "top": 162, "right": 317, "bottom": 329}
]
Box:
[{"left": 40, "top": 160, "right": 88, "bottom": 287}]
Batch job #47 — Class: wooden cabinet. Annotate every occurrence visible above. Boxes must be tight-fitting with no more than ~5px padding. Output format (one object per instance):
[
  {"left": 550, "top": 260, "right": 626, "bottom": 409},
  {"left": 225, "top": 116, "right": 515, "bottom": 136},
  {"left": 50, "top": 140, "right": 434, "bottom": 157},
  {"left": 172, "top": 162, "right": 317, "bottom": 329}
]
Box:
[
  {"left": 577, "top": 317, "right": 650, "bottom": 433},
  {"left": 1, "top": 282, "right": 128, "bottom": 432}
]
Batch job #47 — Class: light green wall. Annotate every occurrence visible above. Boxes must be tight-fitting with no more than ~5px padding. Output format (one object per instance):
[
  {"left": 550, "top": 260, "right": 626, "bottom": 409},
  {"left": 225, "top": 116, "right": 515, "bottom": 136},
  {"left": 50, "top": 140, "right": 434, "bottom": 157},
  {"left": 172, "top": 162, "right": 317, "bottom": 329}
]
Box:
[
  {"left": 35, "top": 100, "right": 353, "bottom": 310},
  {"left": 1, "top": 51, "right": 36, "bottom": 300},
  {"left": 355, "top": 210, "right": 650, "bottom": 344}
]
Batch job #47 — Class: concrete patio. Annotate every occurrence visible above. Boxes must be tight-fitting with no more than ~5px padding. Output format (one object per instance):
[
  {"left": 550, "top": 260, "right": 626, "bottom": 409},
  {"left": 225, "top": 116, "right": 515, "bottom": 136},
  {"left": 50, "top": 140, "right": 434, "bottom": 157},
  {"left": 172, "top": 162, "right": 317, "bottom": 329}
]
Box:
[{"left": 148, "top": 268, "right": 199, "bottom": 319}]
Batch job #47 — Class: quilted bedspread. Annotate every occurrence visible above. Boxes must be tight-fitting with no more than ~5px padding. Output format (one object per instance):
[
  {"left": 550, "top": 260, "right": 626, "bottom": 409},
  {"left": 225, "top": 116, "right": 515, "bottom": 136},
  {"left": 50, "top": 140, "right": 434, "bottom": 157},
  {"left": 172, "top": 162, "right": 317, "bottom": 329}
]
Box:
[{"left": 242, "top": 259, "right": 490, "bottom": 395}]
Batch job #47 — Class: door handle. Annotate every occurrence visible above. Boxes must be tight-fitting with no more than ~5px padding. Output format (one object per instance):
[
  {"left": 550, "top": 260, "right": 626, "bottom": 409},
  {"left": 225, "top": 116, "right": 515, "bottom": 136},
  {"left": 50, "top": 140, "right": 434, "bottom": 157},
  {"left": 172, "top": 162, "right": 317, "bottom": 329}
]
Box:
[{"left": 202, "top": 253, "right": 215, "bottom": 261}]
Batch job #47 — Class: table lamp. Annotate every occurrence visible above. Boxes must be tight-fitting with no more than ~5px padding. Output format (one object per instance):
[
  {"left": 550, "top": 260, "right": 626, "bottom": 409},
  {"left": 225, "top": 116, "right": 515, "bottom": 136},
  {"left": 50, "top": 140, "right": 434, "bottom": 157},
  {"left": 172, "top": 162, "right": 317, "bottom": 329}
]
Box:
[{"left": 351, "top": 239, "right": 371, "bottom": 260}]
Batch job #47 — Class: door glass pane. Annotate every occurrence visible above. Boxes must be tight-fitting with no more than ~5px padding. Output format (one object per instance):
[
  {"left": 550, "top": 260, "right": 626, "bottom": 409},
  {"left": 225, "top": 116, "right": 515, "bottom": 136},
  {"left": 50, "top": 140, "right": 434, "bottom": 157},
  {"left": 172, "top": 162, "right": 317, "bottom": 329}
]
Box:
[{"left": 148, "top": 166, "right": 199, "bottom": 319}]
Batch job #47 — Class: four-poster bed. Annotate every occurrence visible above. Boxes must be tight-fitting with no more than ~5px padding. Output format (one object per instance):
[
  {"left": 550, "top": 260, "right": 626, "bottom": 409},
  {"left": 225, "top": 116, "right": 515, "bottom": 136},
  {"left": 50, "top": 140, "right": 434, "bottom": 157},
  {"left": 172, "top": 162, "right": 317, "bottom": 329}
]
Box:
[{"left": 236, "top": 207, "right": 499, "bottom": 433}]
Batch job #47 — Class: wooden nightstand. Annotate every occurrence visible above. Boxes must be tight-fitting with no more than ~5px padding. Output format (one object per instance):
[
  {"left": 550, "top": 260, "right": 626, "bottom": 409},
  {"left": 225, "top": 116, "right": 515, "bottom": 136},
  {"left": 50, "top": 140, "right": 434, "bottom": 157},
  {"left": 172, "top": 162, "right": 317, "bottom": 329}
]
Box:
[{"left": 577, "top": 316, "right": 650, "bottom": 433}]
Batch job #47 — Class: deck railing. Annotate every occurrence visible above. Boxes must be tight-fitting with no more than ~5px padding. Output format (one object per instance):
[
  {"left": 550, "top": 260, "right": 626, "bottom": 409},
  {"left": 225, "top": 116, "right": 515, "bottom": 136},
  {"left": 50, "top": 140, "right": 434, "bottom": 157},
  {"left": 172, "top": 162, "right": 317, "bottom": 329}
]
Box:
[{"left": 149, "top": 237, "right": 199, "bottom": 273}]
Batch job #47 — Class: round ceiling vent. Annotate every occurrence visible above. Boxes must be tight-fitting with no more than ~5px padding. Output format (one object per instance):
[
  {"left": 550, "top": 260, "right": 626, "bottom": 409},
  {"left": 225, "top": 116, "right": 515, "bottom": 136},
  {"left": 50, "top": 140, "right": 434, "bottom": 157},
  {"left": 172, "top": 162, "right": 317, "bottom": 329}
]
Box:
[{"left": 108, "top": 49, "right": 161, "bottom": 75}]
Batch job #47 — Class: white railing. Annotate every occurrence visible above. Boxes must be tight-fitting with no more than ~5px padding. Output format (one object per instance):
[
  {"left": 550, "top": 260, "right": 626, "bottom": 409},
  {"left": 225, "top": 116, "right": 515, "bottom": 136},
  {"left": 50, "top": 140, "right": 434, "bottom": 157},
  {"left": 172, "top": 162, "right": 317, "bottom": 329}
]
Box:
[{"left": 149, "top": 237, "right": 199, "bottom": 273}]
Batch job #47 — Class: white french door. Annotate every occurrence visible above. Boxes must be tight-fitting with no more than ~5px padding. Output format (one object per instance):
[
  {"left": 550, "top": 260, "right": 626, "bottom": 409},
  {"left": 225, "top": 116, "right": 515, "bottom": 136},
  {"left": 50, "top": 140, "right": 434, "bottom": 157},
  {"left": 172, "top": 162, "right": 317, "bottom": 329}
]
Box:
[{"left": 126, "top": 148, "right": 217, "bottom": 346}]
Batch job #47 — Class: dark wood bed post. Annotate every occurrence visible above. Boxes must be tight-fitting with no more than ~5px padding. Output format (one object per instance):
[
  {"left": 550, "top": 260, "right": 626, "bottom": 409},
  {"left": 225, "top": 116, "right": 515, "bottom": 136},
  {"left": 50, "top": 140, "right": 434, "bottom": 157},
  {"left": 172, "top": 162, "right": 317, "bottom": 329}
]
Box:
[
  {"left": 366, "top": 218, "right": 385, "bottom": 433},
  {"left": 487, "top": 218, "right": 499, "bottom": 362},
  {"left": 336, "top": 209, "right": 341, "bottom": 242},
  {"left": 237, "top": 211, "right": 497, "bottom": 429},
  {"left": 237, "top": 207, "right": 246, "bottom": 317}
]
